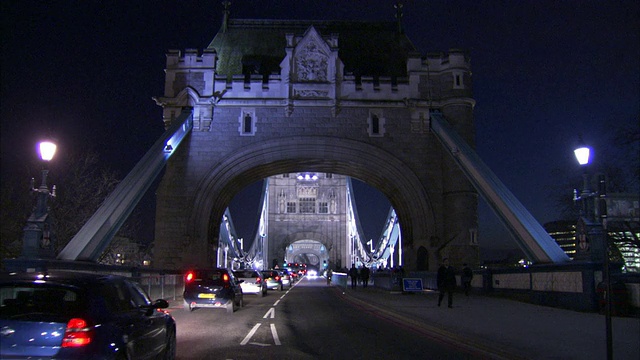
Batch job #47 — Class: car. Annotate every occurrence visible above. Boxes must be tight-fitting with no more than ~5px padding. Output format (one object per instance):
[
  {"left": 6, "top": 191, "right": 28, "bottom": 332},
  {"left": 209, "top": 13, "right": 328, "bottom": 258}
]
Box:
[
  {"left": 233, "top": 269, "right": 267, "bottom": 296},
  {"left": 278, "top": 269, "right": 293, "bottom": 288},
  {"left": 0, "top": 270, "right": 176, "bottom": 360},
  {"left": 183, "top": 268, "right": 243, "bottom": 313},
  {"left": 261, "top": 270, "right": 283, "bottom": 291}
]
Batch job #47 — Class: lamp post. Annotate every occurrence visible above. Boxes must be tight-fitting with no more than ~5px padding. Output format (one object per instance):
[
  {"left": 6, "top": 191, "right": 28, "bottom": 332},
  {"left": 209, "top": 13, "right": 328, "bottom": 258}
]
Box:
[
  {"left": 22, "top": 141, "right": 57, "bottom": 259},
  {"left": 573, "top": 144, "right": 612, "bottom": 360}
]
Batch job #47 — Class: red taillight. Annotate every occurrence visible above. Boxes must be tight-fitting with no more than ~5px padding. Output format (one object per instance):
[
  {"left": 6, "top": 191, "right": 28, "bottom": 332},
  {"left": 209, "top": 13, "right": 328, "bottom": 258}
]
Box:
[
  {"left": 185, "top": 272, "right": 194, "bottom": 282},
  {"left": 223, "top": 273, "right": 229, "bottom": 282},
  {"left": 62, "top": 318, "right": 93, "bottom": 348},
  {"left": 275, "top": 276, "right": 280, "bottom": 281},
  {"left": 256, "top": 277, "right": 261, "bottom": 283}
]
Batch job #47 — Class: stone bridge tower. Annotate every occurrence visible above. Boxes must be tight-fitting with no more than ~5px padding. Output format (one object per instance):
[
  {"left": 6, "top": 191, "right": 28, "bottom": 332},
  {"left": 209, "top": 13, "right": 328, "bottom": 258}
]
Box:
[
  {"left": 152, "top": 11, "right": 478, "bottom": 271},
  {"left": 268, "top": 173, "right": 348, "bottom": 271}
]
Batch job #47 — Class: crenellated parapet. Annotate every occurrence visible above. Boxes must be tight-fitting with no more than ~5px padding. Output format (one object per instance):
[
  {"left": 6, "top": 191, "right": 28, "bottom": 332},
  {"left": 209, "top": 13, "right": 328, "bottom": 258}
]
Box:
[{"left": 154, "top": 49, "right": 218, "bottom": 131}]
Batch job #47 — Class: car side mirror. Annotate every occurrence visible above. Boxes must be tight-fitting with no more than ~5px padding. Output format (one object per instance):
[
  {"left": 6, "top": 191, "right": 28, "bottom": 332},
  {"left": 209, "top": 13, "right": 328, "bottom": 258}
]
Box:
[
  {"left": 140, "top": 299, "right": 169, "bottom": 316},
  {"left": 152, "top": 299, "right": 169, "bottom": 309}
]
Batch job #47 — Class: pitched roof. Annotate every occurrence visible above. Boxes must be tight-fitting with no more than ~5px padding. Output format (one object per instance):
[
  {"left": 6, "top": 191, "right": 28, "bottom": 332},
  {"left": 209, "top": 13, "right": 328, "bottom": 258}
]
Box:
[{"left": 208, "top": 19, "right": 418, "bottom": 78}]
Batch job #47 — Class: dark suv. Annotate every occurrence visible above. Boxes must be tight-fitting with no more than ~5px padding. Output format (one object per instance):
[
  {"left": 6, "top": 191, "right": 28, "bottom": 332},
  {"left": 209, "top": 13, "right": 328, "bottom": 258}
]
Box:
[{"left": 183, "top": 268, "right": 243, "bottom": 313}]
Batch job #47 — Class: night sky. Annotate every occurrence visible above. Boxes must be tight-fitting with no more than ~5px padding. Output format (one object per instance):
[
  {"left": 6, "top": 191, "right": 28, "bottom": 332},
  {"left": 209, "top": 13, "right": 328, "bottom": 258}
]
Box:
[{"left": 2, "top": 1, "right": 638, "bottom": 259}]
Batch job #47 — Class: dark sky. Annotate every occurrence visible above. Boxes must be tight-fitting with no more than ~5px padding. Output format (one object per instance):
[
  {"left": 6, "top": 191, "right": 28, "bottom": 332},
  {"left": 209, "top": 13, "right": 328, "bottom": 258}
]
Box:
[{"left": 2, "top": 1, "right": 639, "bottom": 258}]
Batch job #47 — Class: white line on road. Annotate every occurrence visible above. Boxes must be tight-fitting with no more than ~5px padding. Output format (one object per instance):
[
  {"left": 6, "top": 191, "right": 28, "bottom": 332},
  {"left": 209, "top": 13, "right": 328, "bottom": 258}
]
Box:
[
  {"left": 263, "top": 307, "right": 275, "bottom": 319},
  {"left": 273, "top": 299, "right": 280, "bottom": 306},
  {"left": 240, "top": 323, "right": 261, "bottom": 345},
  {"left": 270, "top": 324, "right": 281, "bottom": 346}
]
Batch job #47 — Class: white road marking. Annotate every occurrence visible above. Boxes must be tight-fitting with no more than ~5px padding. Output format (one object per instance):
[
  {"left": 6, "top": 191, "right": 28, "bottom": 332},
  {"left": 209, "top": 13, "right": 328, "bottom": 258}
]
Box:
[
  {"left": 263, "top": 307, "right": 275, "bottom": 319},
  {"left": 273, "top": 299, "right": 280, "bottom": 306},
  {"left": 240, "top": 323, "right": 261, "bottom": 345},
  {"left": 270, "top": 324, "right": 281, "bottom": 346}
]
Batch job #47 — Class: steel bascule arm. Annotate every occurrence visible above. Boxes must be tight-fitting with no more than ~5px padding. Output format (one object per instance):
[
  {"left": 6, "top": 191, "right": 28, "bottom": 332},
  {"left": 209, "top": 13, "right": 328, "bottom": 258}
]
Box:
[
  {"left": 429, "top": 112, "right": 569, "bottom": 263},
  {"left": 58, "top": 109, "right": 194, "bottom": 261},
  {"left": 220, "top": 208, "right": 244, "bottom": 260}
]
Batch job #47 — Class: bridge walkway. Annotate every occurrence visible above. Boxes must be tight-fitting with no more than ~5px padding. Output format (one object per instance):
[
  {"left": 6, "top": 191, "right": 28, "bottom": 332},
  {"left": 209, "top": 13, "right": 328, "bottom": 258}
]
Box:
[{"left": 336, "top": 285, "right": 639, "bottom": 360}]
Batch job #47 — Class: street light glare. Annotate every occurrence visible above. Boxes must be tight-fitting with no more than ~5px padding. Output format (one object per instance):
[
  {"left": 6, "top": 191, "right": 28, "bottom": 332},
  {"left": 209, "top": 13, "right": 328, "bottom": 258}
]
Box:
[
  {"left": 39, "top": 141, "right": 57, "bottom": 161},
  {"left": 574, "top": 147, "right": 590, "bottom": 165}
]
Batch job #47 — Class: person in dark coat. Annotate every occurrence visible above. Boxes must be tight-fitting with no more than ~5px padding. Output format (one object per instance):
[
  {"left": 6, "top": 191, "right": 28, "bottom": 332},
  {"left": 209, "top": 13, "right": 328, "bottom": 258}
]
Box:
[
  {"left": 437, "top": 258, "right": 457, "bottom": 308},
  {"left": 349, "top": 264, "right": 358, "bottom": 289},
  {"left": 360, "top": 265, "right": 370, "bottom": 288}
]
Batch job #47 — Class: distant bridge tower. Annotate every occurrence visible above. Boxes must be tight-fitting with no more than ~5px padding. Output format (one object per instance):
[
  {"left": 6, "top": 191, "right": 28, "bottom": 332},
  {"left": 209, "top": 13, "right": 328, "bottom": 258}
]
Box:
[{"left": 267, "top": 173, "right": 348, "bottom": 270}]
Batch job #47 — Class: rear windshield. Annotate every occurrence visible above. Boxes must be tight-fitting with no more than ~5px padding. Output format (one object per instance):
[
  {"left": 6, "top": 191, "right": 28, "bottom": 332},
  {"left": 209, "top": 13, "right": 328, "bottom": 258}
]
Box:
[
  {"left": 234, "top": 270, "right": 258, "bottom": 278},
  {"left": 0, "top": 285, "right": 82, "bottom": 321},
  {"left": 188, "top": 270, "right": 227, "bottom": 286}
]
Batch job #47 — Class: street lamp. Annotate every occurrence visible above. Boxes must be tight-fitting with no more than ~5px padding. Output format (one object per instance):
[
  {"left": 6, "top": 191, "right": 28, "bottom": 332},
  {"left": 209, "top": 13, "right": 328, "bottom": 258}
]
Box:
[
  {"left": 22, "top": 140, "right": 57, "bottom": 259},
  {"left": 573, "top": 143, "right": 612, "bottom": 360}
]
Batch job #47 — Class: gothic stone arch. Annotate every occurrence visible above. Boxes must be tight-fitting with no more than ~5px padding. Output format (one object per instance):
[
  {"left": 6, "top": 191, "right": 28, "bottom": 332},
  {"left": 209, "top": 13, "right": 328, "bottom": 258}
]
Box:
[{"left": 153, "top": 20, "right": 478, "bottom": 271}]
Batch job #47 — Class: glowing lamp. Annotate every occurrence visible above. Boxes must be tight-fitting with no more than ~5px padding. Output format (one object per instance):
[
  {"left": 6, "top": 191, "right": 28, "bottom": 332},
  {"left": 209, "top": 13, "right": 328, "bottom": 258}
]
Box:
[
  {"left": 574, "top": 146, "right": 590, "bottom": 165},
  {"left": 39, "top": 141, "right": 57, "bottom": 161}
]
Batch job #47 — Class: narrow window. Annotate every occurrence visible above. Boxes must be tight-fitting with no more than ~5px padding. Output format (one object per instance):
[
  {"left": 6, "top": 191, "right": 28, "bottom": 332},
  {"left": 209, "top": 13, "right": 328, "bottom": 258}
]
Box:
[
  {"left": 238, "top": 108, "right": 256, "bottom": 136},
  {"left": 371, "top": 114, "right": 380, "bottom": 134},
  {"left": 243, "top": 113, "right": 252, "bottom": 133},
  {"left": 286, "top": 202, "right": 296, "bottom": 213}
]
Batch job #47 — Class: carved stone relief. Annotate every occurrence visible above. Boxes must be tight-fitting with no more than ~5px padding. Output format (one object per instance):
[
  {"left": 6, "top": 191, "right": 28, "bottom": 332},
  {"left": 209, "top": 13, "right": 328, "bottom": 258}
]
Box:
[{"left": 295, "top": 42, "right": 328, "bottom": 82}]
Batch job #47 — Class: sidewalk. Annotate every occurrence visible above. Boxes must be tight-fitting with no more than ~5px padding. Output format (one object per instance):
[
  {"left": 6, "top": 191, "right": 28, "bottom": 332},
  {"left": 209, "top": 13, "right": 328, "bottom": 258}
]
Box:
[{"left": 336, "top": 285, "right": 640, "bottom": 360}]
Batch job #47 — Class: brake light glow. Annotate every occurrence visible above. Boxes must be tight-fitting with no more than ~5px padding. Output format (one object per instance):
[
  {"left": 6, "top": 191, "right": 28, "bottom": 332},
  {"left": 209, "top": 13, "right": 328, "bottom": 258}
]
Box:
[
  {"left": 185, "top": 272, "right": 194, "bottom": 282},
  {"left": 256, "top": 277, "right": 261, "bottom": 283},
  {"left": 223, "top": 273, "right": 229, "bottom": 282},
  {"left": 61, "top": 318, "right": 93, "bottom": 348},
  {"left": 275, "top": 276, "right": 280, "bottom": 281}
]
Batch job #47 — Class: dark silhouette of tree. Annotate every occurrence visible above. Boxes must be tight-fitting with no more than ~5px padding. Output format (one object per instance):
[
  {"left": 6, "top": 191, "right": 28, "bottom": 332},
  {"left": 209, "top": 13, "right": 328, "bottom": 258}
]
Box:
[{"left": 1, "top": 148, "right": 149, "bottom": 263}]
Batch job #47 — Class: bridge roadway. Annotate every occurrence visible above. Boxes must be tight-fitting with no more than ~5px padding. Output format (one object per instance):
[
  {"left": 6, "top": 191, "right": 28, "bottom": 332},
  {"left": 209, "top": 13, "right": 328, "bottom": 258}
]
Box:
[{"left": 166, "top": 275, "right": 639, "bottom": 359}]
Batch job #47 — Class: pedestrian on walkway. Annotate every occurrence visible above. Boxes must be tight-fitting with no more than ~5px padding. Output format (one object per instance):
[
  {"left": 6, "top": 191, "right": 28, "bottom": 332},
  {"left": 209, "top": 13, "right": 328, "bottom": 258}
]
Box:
[
  {"left": 326, "top": 268, "right": 332, "bottom": 285},
  {"left": 437, "top": 258, "right": 456, "bottom": 308},
  {"left": 349, "top": 264, "right": 358, "bottom": 289},
  {"left": 360, "top": 265, "right": 370, "bottom": 288},
  {"left": 462, "top": 263, "right": 473, "bottom": 296}
]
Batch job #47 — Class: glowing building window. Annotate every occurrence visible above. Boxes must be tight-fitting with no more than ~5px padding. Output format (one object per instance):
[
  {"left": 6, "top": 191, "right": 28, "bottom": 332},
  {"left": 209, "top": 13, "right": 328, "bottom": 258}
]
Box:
[{"left": 299, "top": 198, "right": 316, "bottom": 213}]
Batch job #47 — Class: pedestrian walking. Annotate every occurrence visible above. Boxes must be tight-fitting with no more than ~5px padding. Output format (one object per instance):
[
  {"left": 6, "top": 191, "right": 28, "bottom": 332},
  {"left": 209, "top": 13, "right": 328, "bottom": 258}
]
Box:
[
  {"left": 437, "top": 258, "right": 456, "bottom": 308},
  {"left": 360, "top": 265, "right": 370, "bottom": 288},
  {"left": 326, "top": 268, "right": 333, "bottom": 285},
  {"left": 462, "top": 263, "right": 473, "bottom": 296},
  {"left": 349, "top": 264, "right": 358, "bottom": 289}
]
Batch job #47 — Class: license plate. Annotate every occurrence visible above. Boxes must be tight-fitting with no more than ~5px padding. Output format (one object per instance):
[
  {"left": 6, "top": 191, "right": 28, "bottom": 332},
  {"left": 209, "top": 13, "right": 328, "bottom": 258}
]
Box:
[{"left": 198, "top": 293, "right": 216, "bottom": 299}]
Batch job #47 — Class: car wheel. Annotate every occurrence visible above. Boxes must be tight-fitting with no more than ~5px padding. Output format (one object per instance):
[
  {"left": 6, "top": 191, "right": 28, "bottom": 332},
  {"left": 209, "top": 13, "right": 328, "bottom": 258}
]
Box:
[
  {"left": 279, "top": 284, "right": 283, "bottom": 291},
  {"left": 261, "top": 289, "right": 266, "bottom": 297},
  {"left": 239, "top": 296, "right": 244, "bottom": 308},
  {"left": 227, "top": 299, "right": 236, "bottom": 313},
  {"left": 163, "top": 327, "right": 176, "bottom": 360}
]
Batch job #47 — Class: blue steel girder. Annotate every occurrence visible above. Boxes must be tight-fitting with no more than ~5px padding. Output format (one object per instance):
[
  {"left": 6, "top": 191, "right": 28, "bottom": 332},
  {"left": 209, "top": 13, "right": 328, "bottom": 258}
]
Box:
[
  {"left": 57, "top": 109, "right": 194, "bottom": 261},
  {"left": 429, "top": 112, "right": 569, "bottom": 263}
]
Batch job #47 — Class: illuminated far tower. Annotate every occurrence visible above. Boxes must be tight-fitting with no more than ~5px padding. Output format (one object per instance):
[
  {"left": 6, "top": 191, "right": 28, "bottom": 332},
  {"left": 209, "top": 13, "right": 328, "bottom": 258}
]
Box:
[{"left": 266, "top": 172, "right": 349, "bottom": 270}]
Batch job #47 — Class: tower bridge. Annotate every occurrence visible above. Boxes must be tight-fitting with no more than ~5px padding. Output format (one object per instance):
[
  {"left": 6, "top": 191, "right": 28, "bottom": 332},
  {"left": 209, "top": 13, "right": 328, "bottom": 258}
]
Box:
[{"left": 56, "top": 9, "right": 569, "bottom": 271}]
